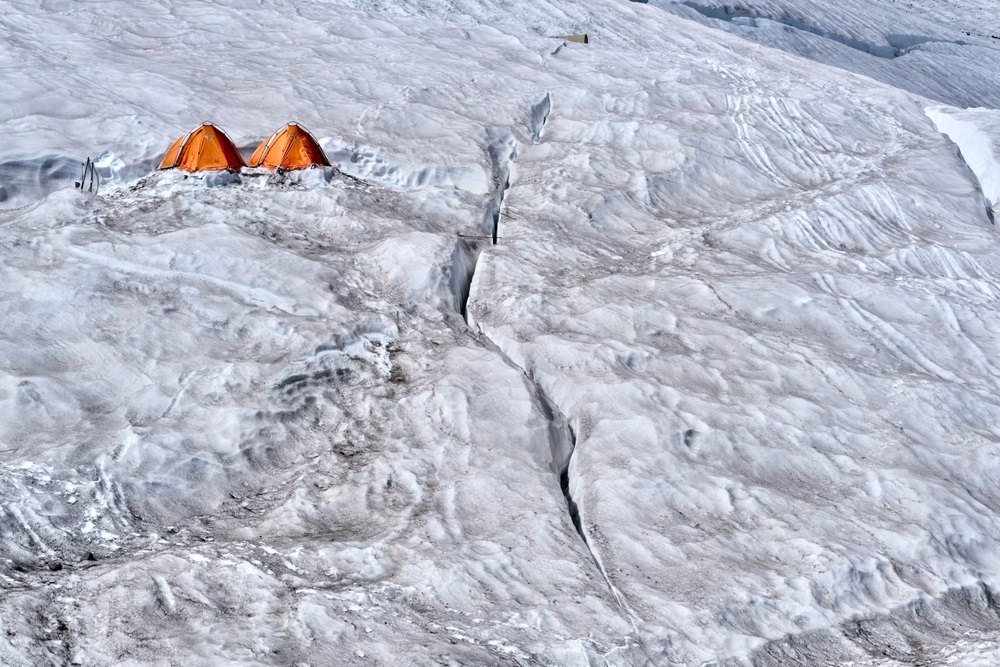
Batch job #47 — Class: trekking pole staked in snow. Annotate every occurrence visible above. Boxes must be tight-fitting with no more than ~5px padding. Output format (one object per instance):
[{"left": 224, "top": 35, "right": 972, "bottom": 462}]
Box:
[
  {"left": 75, "top": 158, "right": 100, "bottom": 195},
  {"left": 75, "top": 157, "right": 90, "bottom": 190}
]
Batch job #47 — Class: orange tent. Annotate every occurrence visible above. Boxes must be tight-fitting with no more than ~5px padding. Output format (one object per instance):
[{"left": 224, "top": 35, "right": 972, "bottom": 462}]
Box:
[
  {"left": 159, "top": 122, "right": 246, "bottom": 172},
  {"left": 247, "top": 122, "right": 330, "bottom": 171}
]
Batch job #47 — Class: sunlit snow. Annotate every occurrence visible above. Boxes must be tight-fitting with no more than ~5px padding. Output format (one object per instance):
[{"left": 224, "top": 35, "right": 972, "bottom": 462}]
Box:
[{"left": 3, "top": 0, "right": 1000, "bottom": 665}]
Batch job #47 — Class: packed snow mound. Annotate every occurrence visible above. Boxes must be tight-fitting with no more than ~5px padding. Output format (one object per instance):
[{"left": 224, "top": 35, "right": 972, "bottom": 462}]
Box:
[{"left": 3, "top": 0, "right": 1000, "bottom": 665}]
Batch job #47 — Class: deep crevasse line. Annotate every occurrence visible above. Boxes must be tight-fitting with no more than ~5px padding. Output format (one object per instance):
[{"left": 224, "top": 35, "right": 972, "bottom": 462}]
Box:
[
  {"left": 477, "top": 319, "right": 639, "bottom": 630},
  {"left": 465, "top": 259, "right": 637, "bottom": 630},
  {"left": 482, "top": 136, "right": 516, "bottom": 244},
  {"left": 460, "top": 92, "right": 640, "bottom": 629}
]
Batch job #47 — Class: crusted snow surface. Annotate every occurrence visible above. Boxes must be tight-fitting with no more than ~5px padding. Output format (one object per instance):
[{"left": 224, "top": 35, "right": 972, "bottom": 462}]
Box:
[
  {"left": 3, "top": 0, "right": 1000, "bottom": 665},
  {"left": 648, "top": 0, "right": 1000, "bottom": 109}
]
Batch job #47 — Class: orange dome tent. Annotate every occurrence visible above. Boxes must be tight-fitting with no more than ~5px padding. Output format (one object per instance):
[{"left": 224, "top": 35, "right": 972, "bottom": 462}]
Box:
[
  {"left": 159, "top": 122, "right": 246, "bottom": 172},
  {"left": 247, "top": 122, "right": 330, "bottom": 171}
]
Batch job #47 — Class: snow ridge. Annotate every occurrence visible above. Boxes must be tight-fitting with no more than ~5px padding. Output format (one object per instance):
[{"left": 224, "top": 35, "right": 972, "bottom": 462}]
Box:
[{"left": 926, "top": 105, "right": 1000, "bottom": 225}]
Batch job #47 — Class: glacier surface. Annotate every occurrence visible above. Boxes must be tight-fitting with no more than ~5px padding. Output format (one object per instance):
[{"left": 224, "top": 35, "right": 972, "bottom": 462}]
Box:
[{"left": 3, "top": 0, "right": 1000, "bottom": 665}]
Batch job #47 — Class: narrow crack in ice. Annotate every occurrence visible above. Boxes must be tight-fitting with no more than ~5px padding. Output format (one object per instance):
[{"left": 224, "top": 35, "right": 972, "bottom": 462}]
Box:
[
  {"left": 470, "top": 323, "right": 638, "bottom": 628},
  {"left": 460, "top": 96, "right": 639, "bottom": 627},
  {"left": 483, "top": 133, "right": 517, "bottom": 245},
  {"left": 530, "top": 92, "right": 552, "bottom": 145},
  {"left": 451, "top": 237, "right": 480, "bottom": 321}
]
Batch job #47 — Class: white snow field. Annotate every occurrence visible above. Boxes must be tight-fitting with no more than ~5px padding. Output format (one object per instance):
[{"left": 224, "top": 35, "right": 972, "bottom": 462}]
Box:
[
  {"left": 648, "top": 0, "right": 1000, "bottom": 109},
  {"left": 3, "top": 0, "right": 1000, "bottom": 665}
]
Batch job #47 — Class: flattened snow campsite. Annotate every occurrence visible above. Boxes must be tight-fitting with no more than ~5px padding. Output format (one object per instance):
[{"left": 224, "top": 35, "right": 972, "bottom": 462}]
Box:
[{"left": 4, "top": 0, "right": 1000, "bottom": 664}]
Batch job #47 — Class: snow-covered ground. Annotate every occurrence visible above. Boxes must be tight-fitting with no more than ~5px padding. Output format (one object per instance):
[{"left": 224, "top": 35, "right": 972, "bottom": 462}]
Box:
[
  {"left": 4, "top": 0, "right": 1000, "bottom": 664},
  {"left": 650, "top": 0, "right": 1000, "bottom": 109}
]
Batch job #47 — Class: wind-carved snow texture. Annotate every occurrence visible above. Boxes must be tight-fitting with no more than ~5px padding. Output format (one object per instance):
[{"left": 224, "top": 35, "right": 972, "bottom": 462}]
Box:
[
  {"left": 10, "top": 0, "right": 1000, "bottom": 664},
  {"left": 648, "top": 0, "right": 1000, "bottom": 109},
  {"left": 323, "top": 139, "right": 489, "bottom": 191},
  {"left": 0, "top": 162, "right": 638, "bottom": 664},
  {"left": 682, "top": 2, "right": 966, "bottom": 59}
]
